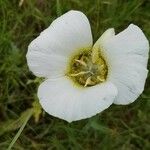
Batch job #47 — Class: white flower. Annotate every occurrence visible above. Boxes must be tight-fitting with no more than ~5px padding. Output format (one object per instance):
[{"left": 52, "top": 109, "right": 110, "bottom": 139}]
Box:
[{"left": 26, "top": 10, "right": 149, "bottom": 122}]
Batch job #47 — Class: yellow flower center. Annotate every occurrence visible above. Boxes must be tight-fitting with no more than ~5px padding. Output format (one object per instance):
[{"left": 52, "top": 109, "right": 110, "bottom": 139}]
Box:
[{"left": 66, "top": 47, "right": 108, "bottom": 87}]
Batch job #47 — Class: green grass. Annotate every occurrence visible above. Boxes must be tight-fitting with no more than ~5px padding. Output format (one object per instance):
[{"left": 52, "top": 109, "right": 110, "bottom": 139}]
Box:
[{"left": 0, "top": 0, "right": 150, "bottom": 149}]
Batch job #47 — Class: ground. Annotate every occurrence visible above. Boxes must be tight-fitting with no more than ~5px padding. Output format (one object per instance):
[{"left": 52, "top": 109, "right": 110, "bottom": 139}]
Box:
[{"left": 0, "top": 0, "right": 150, "bottom": 149}]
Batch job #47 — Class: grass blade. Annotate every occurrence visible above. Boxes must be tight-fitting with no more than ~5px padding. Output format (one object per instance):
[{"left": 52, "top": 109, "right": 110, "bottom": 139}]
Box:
[
  {"left": 7, "top": 109, "right": 33, "bottom": 150},
  {"left": 56, "top": 0, "right": 62, "bottom": 16}
]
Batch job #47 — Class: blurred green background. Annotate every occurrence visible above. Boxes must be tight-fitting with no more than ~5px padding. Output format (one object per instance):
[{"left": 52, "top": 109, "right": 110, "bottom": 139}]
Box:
[{"left": 0, "top": 0, "right": 150, "bottom": 149}]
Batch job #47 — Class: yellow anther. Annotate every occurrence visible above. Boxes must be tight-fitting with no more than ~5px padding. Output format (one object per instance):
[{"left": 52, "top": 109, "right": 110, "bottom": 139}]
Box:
[
  {"left": 70, "top": 71, "right": 89, "bottom": 77},
  {"left": 97, "top": 76, "right": 105, "bottom": 82},
  {"left": 75, "top": 59, "right": 87, "bottom": 67},
  {"left": 84, "top": 76, "right": 95, "bottom": 87}
]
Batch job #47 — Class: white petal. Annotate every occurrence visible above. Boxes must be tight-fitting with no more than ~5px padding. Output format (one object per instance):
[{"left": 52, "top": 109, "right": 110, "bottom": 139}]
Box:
[
  {"left": 26, "top": 10, "right": 93, "bottom": 78},
  {"left": 93, "top": 28, "right": 115, "bottom": 48},
  {"left": 38, "top": 78, "right": 117, "bottom": 122},
  {"left": 102, "top": 24, "right": 149, "bottom": 104}
]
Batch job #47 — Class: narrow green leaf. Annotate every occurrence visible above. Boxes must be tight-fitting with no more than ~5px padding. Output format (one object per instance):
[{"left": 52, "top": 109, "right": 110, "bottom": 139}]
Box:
[
  {"left": 0, "top": 109, "right": 33, "bottom": 136},
  {"left": 32, "top": 100, "right": 42, "bottom": 123},
  {"left": 7, "top": 109, "right": 33, "bottom": 150},
  {"left": 56, "top": 0, "right": 62, "bottom": 16}
]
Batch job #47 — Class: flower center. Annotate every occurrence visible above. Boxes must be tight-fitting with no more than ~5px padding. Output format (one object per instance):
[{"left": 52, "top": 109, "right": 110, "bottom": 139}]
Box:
[{"left": 66, "top": 47, "right": 108, "bottom": 87}]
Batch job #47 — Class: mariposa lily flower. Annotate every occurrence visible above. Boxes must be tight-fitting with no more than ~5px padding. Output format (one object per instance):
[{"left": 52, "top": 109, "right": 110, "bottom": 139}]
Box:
[{"left": 26, "top": 10, "right": 149, "bottom": 122}]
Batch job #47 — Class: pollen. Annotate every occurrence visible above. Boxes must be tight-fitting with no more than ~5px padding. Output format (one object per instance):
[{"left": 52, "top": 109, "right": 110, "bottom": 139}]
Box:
[{"left": 67, "top": 47, "right": 108, "bottom": 87}]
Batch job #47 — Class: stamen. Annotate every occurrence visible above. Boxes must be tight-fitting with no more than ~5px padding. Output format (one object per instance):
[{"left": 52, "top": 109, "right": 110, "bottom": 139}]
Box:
[
  {"left": 84, "top": 76, "right": 95, "bottom": 87},
  {"left": 70, "top": 71, "right": 90, "bottom": 77},
  {"left": 97, "top": 76, "right": 105, "bottom": 82},
  {"left": 75, "top": 59, "right": 87, "bottom": 67}
]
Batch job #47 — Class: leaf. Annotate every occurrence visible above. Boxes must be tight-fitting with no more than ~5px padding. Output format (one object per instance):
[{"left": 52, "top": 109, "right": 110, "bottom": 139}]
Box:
[
  {"left": 90, "top": 121, "right": 112, "bottom": 134},
  {"left": 56, "top": 0, "right": 62, "bottom": 17},
  {"left": 32, "top": 100, "right": 42, "bottom": 123},
  {"left": 0, "top": 109, "right": 33, "bottom": 136},
  {"left": 7, "top": 109, "right": 33, "bottom": 150}
]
